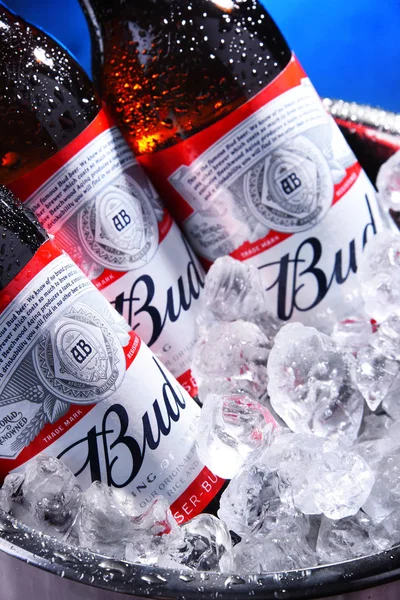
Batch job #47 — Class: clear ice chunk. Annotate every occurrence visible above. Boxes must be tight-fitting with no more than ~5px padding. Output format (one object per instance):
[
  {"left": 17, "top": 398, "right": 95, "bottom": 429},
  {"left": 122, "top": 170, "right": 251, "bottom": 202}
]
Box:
[
  {"left": 263, "top": 433, "right": 375, "bottom": 520},
  {"left": 2, "top": 455, "right": 81, "bottom": 537},
  {"left": 192, "top": 320, "right": 271, "bottom": 399},
  {"left": 382, "top": 372, "right": 400, "bottom": 420},
  {"left": 370, "top": 312, "right": 400, "bottom": 360},
  {"left": 376, "top": 150, "right": 400, "bottom": 212},
  {"left": 369, "top": 511, "right": 400, "bottom": 550},
  {"left": 332, "top": 314, "right": 373, "bottom": 354},
  {"left": 267, "top": 323, "right": 364, "bottom": 442},
  {"left": 195, "top": 393, "right": 276, "bottom": 479},
  {"left": 356, "top": 345, "right": 399, "bottom": 411},
  {"left": 231, "top": 522, "right": 317, "bottom": 574},
  {"left": 134, "top": 513, "right": 233, "bottom": 572},
  {"left": 0, "top": 473, "right": 25, "bottom": 514},
  {"left": 309, "top": 445, "right": 375, "bottom": 520},
  {"left": 76, "top": 482, "right": 136, "bottom": 558},
  {"left": 217, "top": 458, "right": 300, "bottom": 537},
  {"left": 203, "top": 256, "right": 267, "bottom": 323},
  {"left": 124, "top": 497, "right": 180, "bottom": 566},
  {"left": 362, "top": 448, "right": 400, "bottom": 524},
  {"left": 356, "top": 413, "right": 394, "bottom": 444},
  {"left": 316, "top": 514, "right": 377, "bottom": 564},
  {"left": 357, "top": 231, "right": 400, "bottom": 322}
]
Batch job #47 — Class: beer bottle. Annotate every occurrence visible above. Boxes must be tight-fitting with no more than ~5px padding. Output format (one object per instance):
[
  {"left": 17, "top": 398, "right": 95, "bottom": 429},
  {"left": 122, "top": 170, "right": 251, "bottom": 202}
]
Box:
[
  {"left": 80, "top": 0, "right": 387, "bottom": 324},
  {"left": 0, "top": 185, "right": 224, "bottom": 522},
  {"left": 0, "top": 2, "right": 204, "bottom": 398}
]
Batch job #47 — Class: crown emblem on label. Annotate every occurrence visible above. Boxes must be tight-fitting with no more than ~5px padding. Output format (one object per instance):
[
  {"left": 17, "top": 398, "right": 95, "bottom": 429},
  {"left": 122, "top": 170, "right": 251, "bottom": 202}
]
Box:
[
  {"left": 33, "top": 301, "right": 125, "bottom": 404},
  {"left": 95, "top": 187, "right": 144, "bottom": 252},
  {"left": 244, "top": 135, "right": 334, "bottom": 233},
  {"left": 78, "top": 172, "right": 159, "bottom": 271}
]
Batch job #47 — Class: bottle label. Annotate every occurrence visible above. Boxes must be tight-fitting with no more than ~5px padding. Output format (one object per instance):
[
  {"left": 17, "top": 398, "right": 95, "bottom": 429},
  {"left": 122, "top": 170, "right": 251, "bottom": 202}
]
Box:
[
  {"left": 0, "top": 240, "right": 224, "bottom": 521},
  {"left": 8, "top": 109, "right": 204, "bottom": 396},
  {"left": 138, "top": 56, "right": 385, "bottom": 324}
]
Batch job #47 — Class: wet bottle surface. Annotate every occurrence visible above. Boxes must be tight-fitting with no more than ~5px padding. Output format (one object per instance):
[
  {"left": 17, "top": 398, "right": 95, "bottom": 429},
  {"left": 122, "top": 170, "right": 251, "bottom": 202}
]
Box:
[
  {"left": 0, "top": 3, "right": 205, "bottom": 398},
  {"left": 79, "top": 0, "right": 292, "bottom": 155},
  {"left": 0, "top": 185, "right": 224, "bottom": 520},
  {"left": 81, "top": 0, "right": 386, "bottom": 325},
  {"left": 0, "top": 3, "right": 98, "bottom": 184},
  {"left": 0, "top": 187, "right": 48, "bottom": 290}
]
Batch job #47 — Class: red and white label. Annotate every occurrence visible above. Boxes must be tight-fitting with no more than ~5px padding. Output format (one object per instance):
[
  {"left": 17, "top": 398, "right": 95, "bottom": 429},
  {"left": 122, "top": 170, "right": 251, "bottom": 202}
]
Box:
[
  {"left": 0, "top": 241, "right": 224, "bottom": 520},
  {"left": 139, "top": 56, "right": 385, "bottom": 323},
  {"left": 8, "top": 109, "right": 204, "bottom": 397}
]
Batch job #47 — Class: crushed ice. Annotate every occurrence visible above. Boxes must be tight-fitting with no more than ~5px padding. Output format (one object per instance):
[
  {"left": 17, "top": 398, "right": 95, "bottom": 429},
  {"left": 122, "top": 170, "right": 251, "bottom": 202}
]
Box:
[{"left": 3, "top": 225, "right": 400, "bottom": 574}]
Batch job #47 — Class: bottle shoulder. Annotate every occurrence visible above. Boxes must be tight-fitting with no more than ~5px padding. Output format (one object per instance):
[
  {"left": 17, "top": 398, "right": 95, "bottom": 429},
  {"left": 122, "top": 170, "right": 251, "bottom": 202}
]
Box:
[
  {"left": 82, "top": 0, "right": 291, "bottom": 156},
  {"left": 0, "top": 7, "right": 100, "bottom": 185}
]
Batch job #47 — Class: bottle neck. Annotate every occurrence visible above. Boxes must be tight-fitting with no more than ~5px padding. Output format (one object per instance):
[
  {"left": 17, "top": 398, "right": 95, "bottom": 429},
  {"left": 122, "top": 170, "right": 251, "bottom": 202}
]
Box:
[{"left": 0, "top": 187, "right": 48, "bottom": 291}]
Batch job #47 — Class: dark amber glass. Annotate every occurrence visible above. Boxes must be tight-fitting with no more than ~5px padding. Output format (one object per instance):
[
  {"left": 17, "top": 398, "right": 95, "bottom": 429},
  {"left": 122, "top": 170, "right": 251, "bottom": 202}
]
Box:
[
  {"left": 79, "top": 0, "right": 292, "bottom": 156},
  {"left": 0, "top": 186, "right": 47, "bottom": 290},
  {"left": 0, "top": 3, "right": 99, "bottom": 186}
]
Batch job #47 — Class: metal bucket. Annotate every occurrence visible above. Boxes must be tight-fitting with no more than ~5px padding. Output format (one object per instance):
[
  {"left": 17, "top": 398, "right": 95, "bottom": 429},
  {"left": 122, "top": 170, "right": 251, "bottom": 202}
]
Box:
[
  {"left": 2, "top": 101, "right": 400, "bottom": 600},
  {"left": 1, "top": 511, "right": 400, "bottom": 600}
]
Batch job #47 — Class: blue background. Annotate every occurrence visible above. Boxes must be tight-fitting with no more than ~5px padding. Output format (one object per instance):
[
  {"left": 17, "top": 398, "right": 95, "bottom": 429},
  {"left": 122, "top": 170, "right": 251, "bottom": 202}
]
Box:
[{"left": 3, "top": 0, "right": 400, "bottom": 113}]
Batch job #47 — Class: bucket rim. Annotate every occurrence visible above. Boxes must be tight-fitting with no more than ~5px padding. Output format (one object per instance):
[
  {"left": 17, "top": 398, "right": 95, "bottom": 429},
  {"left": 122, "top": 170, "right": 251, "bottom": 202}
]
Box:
[{"left": 1, "top": 511, "right": 400, "bottom": 600}]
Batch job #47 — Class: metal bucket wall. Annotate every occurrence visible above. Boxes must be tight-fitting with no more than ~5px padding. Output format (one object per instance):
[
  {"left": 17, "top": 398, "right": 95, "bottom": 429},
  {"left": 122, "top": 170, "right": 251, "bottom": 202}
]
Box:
[
  {"left": 1, "top": 102, "right": 400, "bottom": 600},
  {"left": 1, "top": 513, "right": 400, "bottom": 600}
]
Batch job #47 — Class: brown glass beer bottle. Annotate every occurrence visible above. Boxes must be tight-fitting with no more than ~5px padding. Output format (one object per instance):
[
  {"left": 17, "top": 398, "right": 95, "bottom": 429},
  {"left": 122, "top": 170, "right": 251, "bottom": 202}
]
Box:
[
  {"left": 0, "top": 184, "right": 224, "bottom": 521},
  {"left": 0, "top": 2, "right": 204, "bottom": 398},
  {"left": 80, "top": 0, "right": 387, "bottom": 325}
]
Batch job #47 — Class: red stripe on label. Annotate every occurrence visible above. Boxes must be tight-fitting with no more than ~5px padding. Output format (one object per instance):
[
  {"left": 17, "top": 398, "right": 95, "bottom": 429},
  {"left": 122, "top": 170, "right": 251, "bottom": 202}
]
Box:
[
  {"left": 333, "top": 162, "right": 361, "bottom": 204},
  {"left": 170, "top": 466, "right": 226, "bottom": 524},
  {"left": 0, "top": 403, "right": 96, "bottom": 481},
  {"left": 0, "top": 240, "right": 62, "bottom": 313},
  {"left": 92, "top": 269, "right": 126, "bottom": 291},
  {"left": 177, "top": 369, "right": 198, "bottom": 398},
  {"left": 138, "top": 57, "right": 308, "bottom": 224},
  {"left": 124, "top": 331, "right": 142, "bottom": 369},
  {"left": 8, "top": 107, "right": 116, "bottom": 202},
  {"left": 158, "top": 211, "right": 173, "bottom": 244}
]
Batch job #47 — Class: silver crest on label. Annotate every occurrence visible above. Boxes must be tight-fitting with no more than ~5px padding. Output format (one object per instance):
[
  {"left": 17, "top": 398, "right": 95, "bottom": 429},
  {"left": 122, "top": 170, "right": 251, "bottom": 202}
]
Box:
[{"left": 78, "top": 173, "right": 159, "bottom": 271}]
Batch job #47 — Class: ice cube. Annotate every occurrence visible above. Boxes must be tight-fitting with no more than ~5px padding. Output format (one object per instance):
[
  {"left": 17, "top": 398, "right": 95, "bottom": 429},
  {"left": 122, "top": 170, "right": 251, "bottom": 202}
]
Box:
[
  {"left": 316, "top": 514, "right": 377, "bottom": 564},
  {"left": 76, "top": 482, "right": 135, "bottom": 558},
  {"left": 267, "top": 323, "right": 364, "bottom": 442},
  {"left": 356, "top": 413, "right": 394, "bottom": 444},
  {"left": 124, "top": 497, "right": 180, "bottom": 566},
  {"left": 356, "top": 345, "right": 399, "bottom": 411},
  {"left": 203, "top": 256, "right": 267, "bottom": 323},
  {"left": 0, "top": 473, "right": 24, "bottom": 514},
  {"left": 138, "top": 513, "right": 233, "bottom": 572},
  {"left": 357, "top": 231, "right": 400, "bottom": 322},
  {"left": 3, "top": 456, "right": 81, "bottom": 537},
  {"left": 362, "top": 448, "right": 400, "bottom": 524},
  {"left": 369, "top": 510, "right": 400, "bottom": 550},
  {"left": 218, "top": 459, "right": 300, "bottom": 537},
  {"left": 252, "top": 311, "right": 282, "bottom": 345},
  {"left": 263, "top": 433, "right": 375, "bottom": 520},
  {"left": 195, "top": 393, "right": 276, "bottom": 479},
  {"left": 370, "top": 312, "right": 400, "bottom": 360},
  {"left": 377, "top": 150, "right": 400, "bottom": 212},
  {"left": 332, "top": 314, "right": 373, "bottom": 354},
  {"left": 192, "top": 320, "right": 271, "bottom": 400},
  {"left": 231, "top": 522, "right": 317, "bottom": 574},
  {"left": 309, "top": 445, "right": 375, "bottom": 520},
  {"left": 382, "top": 372, "right": 400, "bottom": 420}
]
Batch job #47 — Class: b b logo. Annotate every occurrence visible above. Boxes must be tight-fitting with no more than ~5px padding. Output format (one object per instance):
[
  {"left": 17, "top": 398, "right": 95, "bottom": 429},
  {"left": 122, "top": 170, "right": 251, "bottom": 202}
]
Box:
[
  {"left": 71, "top": 339, "right": 93, "bottom": 364},
  {"left": 112, "top": 209, "right": 132, "bottom": 232},
  {"left": 281, "top": 172, "right": 302, "bottom": 196}
]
